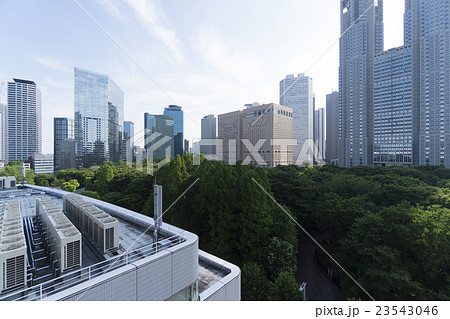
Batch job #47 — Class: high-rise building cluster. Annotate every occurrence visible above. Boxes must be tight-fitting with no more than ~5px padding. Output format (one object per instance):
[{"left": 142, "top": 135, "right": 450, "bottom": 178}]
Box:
[
  {"left": 0, "top": 1, "right": 448, "bottom": 172},
  {"left": 339, "top": 0, "right": 450, "bottom": 167},
  {"left": 0, "top": 67, "right": 186, "bottom": 172}
]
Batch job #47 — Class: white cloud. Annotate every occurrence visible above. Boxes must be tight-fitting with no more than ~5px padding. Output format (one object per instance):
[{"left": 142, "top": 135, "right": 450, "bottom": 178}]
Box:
[
  {"left": 94, "top": 0, "right": 127, "bottom": 22},
  {"left": 97, "top": 0, "right": 185, "bottom": 63},
  {"left": 196, "top": 26, "right": 260, "bottom": 77},
  {"left": 33, "top": 56, "right": 71, "bottom": 73}
]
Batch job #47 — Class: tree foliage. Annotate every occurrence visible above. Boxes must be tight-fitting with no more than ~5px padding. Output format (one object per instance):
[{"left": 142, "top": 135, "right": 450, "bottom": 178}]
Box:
[{"left": 62, "top": 179, "right": 80, "bottom": 192}]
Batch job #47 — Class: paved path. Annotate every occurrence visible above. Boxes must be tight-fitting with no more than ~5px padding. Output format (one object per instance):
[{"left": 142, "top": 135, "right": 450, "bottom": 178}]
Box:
[{"left": 295, "top": 241, "right": 345, "bottom": 301}]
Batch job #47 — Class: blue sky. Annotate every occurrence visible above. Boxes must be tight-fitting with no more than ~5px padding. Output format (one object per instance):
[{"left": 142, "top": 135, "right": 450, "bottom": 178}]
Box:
[{"left": 0, "top": 0, "right": 405, "bottom": 154}]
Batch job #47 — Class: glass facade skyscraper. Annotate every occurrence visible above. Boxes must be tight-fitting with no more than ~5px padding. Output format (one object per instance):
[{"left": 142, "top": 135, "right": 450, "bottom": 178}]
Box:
[
  {"left": 74, "top": 67, "right": 124, "bottom": 168},
  {"left": 163, "top": 105, "right": 183, "bottom": 157},
  {"left": 280, "top": 74, "right": 314, "bottom": 165},
  {"left": 7, "top": 78, "right": 42, "bottom": 162},
  {"left": 144, "top": 113, "right": 174, "bottom": 160},
  {"left": 54, "top": 117, "right": 74, "bottom": 171},
  {"left": 123, "top": 121, "right": 134, "bottom": 146}
]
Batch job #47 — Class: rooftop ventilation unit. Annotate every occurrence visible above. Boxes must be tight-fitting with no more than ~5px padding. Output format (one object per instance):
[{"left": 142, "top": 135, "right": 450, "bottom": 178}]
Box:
[
  {"left": 63, "top": 194, "right": 119, "bottom": 254},
  {"left": 0, "top": 201, "right": 27, "bottom": 293},
  {"left": 36, "top": 197, "right": 82, "bottom": 272}
]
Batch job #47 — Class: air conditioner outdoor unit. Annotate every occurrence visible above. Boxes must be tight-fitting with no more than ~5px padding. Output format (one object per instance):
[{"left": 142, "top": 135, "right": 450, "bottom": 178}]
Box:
[
  {"left": 37, "top": 197, "right": 82, "bottom": 272},
  {"left": 0, "top": 201, "right": 27, "bottom": 293},
  {"left": 63, "top": 194, "right": 119, "bottom": 254}
]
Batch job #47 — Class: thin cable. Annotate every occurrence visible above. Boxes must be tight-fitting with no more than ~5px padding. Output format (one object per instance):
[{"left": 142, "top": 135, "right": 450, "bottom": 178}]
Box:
[{"left": 252, "top": 177, "right": 376, "bottom": 301}]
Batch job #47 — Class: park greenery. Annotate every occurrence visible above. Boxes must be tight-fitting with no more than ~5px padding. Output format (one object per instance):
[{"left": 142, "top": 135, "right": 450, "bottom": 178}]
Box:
[
  {"left": 0, "top": 160, "right": 35, "bottom": 184},
  {"left": 33, "top": 155, "right": 449, "bottom": 301}
]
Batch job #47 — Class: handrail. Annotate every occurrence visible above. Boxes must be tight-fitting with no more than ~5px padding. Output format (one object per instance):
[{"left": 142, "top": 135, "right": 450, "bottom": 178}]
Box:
[{"left": 0, "top": 234, "right": 184, "bottom": 301}]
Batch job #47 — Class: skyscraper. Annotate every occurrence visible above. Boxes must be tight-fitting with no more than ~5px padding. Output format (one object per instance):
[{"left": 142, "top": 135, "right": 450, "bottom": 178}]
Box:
[
  {"left": 314, "top": 108, "right": 325, "bottom": 161},
  {"left": 218, "top": 110, "right": 242, "bottom": 164},
  {"left": 408, "top": 0, "right": 450, "bottom": 167},
  {"left": 74, "top": 67, "right": 124, "bottom": 168},
  {"left": 339, "top": 0, "right": 449, "bottom": 167},
  {"left": 241, "top": 103, "right": 294, "bottom": 167},
  {"left": 326, "top": 91, "right": 339, "bottom": 161},
  {"left": 163, "top": 105, "right": 183, "bottom": 157},
  {"left": 373, "top": 46, "right": 413, "bottom": 165},
  {"left": 54, "top": 117, "right": 74, "bottom": 171},
  {"left": 123, "top": 121, "right": 134, "bottom": 147},
  {"left": 7, "top": 79, "right": 42, "bottom": 162},
  {"left": 280, "top": 73, "right": 314, "bottom": 165},
  {"left": 200, "top": 114, "right": 216, "bottom": 155},
  {"left": 144, "top": 113, "right": 174, "bottom": 160},
  {"left": 339, "top": 0, "right": 384, "bottom": 167},
  {"left": 0, "top": 104, "right": 7, "bottom": 163},
  {"left": 122, "top": 121, "right": 134, "bottom": 162}
]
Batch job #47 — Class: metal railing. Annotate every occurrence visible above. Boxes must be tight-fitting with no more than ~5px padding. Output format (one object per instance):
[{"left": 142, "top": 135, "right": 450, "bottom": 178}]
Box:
[{"left": 0, "top": 234, "right": 184, "bottom": 301}]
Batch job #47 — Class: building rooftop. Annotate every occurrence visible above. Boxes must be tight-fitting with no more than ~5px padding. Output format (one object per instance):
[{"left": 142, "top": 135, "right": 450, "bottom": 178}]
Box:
[
  {"left": 12, "top": 78, "right": 36, "bottom": 85},
  {"left": 0, "top": 186, "right": 240, "bottom": 301}
]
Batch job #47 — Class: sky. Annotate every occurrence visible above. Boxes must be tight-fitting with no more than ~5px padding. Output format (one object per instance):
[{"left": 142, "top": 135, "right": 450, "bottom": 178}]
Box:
[{"left": 0, "top": 0, "right": 405, "bottom": 154}]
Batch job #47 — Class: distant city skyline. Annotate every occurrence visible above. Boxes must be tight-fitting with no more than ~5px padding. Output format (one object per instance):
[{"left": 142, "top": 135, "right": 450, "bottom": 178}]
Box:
[{"left": 0, "top": 0, "right": 406, "bottom": 154}]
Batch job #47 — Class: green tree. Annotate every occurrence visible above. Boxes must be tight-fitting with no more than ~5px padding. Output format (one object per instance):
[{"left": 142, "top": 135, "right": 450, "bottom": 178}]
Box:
[
  {"left": 95, "top": 162, "right": 116, "bottom": 194},
  {"left": 242, "top": 262, "right": 269, "bottom": 301},
  {"left": 261, "top": 237, "right": 296, "bottom": 281},
  {"left": 62, "top": 179, "right": 80, "bottom": 192},
  {"left": 34, "top": 174, "right": 56, "bottom": 187},
  {"left": 0, "top": 161, "right": 35, "bottom": 184},
  {"left": 268, "top": 272, "right": 301, "bottom": 301},
  {"left": 80, "top": 190, "right": 100, "bottom": 199}
]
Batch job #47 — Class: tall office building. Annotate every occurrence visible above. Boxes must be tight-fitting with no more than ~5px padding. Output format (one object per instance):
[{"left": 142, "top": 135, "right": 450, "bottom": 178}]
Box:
[
  {"left": 280, "top": 74, "right": 314, "bottom": 165},
  {"left": 407, "top": 0, "right": 450, "bottom": 167},
  {"left": 339, "top": 0, "right": 449, "bottom": 167},
  {"left": 200, "top": 114, "right": 216, "bottom": 155},
  {"left": 74, "top": 67, "right": 124, "bottom": 168},
  {"left": 218, "top": 104, "right": 293, "bottom": 167},
  {"left": 60, "top": 138, "right": 76, "bottom": 170},
  {"left": 163, "top": 105, "right": 183, "bottom": 157},
  {"left": 339, "top": 0, "right": 384, "bottom": 167},
  {"left": 326, "top": 91, "right": 339, "bottom": 161},
  {"left": 314, "top": 108, "right": 325, "bottom": 161},
  {"left": 123, "top": 121, "right": 134, "bottom": 147},
  {"left": 54, "top": 117, "right": 74, "bottom": 171},
  {"left": 218, "top": 110, "right": 243, "bottom": 164},
  {"left": 0, "top": 104, "right": 7, "bottom": 163},
  {"left": 373, "top": 46, "right": 413, "bottom": 165},
  {"left": 184, "top": 139, "right": 189, "bottom": 154},
  {"left": 144, "top": 113, "right": 174, "bottom": 160},
  {"left": 123, "top": 121, "right": 134, "bottom": 161},
  {"left": 241, "top": 103, "right": 294, "bottom": 167},
  {"left": 7, "top": 79, "right": 42, "bottom": 162}
]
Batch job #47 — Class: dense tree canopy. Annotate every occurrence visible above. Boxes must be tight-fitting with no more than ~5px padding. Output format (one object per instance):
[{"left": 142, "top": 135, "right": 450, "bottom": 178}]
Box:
[{"left": 34, "top": 159, "right": 449, "bottom": 300}]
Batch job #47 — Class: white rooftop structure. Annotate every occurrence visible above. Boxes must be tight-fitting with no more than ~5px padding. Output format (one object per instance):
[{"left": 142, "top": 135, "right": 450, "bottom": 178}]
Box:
[{"left": 0, "top": 186, "right": 240, "bottom": 301}]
